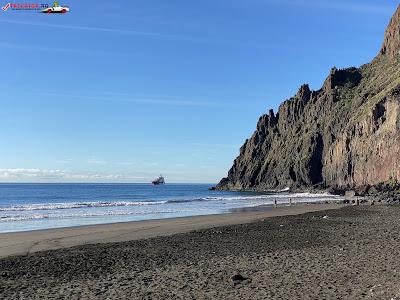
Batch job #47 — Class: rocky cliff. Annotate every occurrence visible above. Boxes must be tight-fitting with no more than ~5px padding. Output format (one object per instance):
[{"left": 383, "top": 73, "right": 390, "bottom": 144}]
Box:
[{"left": 217, "top": 6, "right": 400, "bottom": 192}]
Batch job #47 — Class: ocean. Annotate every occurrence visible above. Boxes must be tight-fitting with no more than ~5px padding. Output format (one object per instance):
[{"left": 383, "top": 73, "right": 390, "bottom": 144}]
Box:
[{"left": 0, "top": 183, "right": 342, "bottom": 233}]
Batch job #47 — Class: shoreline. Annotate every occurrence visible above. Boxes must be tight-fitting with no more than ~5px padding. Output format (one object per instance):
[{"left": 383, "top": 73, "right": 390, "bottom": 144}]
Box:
[{"left": 0, "top": 202, "right": 342, "bottom": 258}]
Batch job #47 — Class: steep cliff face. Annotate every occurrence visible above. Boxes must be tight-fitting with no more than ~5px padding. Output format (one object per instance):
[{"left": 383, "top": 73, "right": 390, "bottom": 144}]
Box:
[{"left": 217, "top": 6, "right": 400, "bottom": 191}]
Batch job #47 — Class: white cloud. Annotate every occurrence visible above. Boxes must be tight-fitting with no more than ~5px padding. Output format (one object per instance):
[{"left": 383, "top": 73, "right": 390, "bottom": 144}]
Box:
[
  {"left": 0, "top": 168, "right": 147, "bottom": 182},
  {"left": 0, "top": 168, "right": 223, "bottom": 183},
  {"left": 0, "top": 168, "right": 66, "bottom": 179}
]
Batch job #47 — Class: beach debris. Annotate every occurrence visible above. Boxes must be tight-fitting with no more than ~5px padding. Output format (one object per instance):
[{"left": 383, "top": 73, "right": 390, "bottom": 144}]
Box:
[
  {"left": 322, "top": 215, "right": 329, "bottom": 219},
  {"left": 280, "top": 224, "right": 284, "bottom": 227},
  {"left": 231, "top": 274, "right": 246, "bottom": 283}
]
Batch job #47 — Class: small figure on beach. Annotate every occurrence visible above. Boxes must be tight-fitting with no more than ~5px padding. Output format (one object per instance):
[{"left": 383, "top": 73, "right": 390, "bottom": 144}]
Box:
[
  {"left": 289, "top": 198, "right": 292, "bottom": 205},
  {"left": 274, "top": 199, "right": 277, "bottom": 205}
]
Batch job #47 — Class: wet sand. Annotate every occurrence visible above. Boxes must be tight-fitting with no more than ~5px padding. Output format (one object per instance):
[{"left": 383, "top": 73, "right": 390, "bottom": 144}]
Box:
[
  {"left": 0, "top": 203, "right": 339, "bottom": 258},
  {"left": 2, "top": 204, "right": 400, "bottom": 299}
]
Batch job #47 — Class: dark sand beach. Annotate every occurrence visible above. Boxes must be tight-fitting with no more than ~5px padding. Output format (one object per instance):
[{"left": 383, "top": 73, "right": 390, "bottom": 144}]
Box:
[{"left": 1, "top": 204, "right": 400, "bottom": 299}]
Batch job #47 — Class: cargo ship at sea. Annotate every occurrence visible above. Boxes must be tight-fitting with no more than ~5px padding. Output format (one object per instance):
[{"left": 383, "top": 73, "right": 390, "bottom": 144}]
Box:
[{"left": 151, "top": 175, "right": 165, "bottom": 185}]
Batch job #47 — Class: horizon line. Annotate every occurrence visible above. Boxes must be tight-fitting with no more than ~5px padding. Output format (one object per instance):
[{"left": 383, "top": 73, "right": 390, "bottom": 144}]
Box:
[{"left": 0, "top": 182, "right": 217, "bottom": 185}]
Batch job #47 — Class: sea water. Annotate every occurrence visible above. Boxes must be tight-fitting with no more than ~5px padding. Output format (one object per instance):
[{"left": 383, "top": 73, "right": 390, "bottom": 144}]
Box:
[{"left": 0, "top": 183, "right": 342, "bottom": 233}]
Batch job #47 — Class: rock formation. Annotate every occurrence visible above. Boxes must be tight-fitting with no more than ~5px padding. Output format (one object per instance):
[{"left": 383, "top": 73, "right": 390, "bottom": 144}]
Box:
[{"left": 217, "top": 6, "right": 400, "bottom": 192}]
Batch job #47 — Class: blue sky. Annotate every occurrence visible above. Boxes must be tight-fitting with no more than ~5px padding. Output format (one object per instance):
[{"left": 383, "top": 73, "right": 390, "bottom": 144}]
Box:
[{"left": 0, "top": 0, "right": 397, "bottom": 183}]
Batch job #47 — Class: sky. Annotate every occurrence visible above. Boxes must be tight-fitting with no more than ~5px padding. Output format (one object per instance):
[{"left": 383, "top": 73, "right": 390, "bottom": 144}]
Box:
[{"left": 0, "top": 0, "right": 398, "bottom": 183}]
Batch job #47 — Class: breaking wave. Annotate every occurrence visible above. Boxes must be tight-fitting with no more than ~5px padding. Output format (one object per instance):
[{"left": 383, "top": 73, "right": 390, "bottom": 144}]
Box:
[
  {"left": 0, "top": 209, "right": 190, "bottom": 222},
  {"left": 0, "top": 192, "right": 340, "bottom": 213},
  {"left": 0, "top": 201, "right": 168, "bottom": 212},
  {"left": 203, "top": 192, "right": 340, "bottom": 201}
]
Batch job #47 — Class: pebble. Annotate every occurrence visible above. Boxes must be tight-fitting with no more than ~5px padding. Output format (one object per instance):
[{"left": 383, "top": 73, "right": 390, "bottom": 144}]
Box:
[{"left": 231, "top": 274, "right": 246, "bottom": 282}]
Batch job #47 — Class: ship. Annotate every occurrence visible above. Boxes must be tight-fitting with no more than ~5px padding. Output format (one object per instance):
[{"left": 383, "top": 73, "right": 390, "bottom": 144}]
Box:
[{"left": 151, "top": 175, "right": 165, "bottom": 185}]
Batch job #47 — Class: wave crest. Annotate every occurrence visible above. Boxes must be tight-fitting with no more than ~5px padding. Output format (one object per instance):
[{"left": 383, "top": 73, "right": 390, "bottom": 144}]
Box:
[
  {"left": 0, "top": 192, "right": 341, "bottom": 213},
  {"left": 0, "top": 201, "right": 168, "bottom": 212}
]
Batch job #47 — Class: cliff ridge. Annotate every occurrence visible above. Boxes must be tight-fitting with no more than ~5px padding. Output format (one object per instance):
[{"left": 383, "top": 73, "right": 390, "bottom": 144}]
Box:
[{"left": 217, "top": 6, "right": 400, "bottom": 193}]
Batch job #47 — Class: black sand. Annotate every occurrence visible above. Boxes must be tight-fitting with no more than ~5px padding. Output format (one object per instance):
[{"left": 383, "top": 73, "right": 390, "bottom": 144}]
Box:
[{"left": 1, "top": 205, "right": 400, "bottom": 299}]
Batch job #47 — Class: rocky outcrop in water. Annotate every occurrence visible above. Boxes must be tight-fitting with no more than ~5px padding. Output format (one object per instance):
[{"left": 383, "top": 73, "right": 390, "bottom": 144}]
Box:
[{"left": 217, "top": 6, "right": 400, "bottom": 192}]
